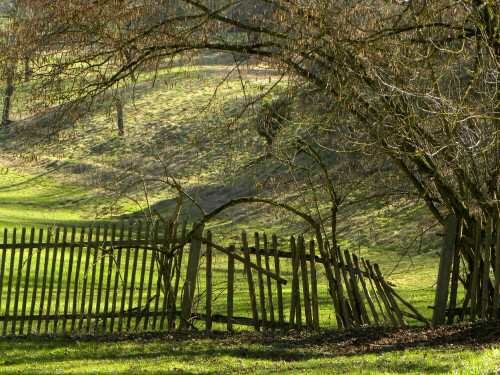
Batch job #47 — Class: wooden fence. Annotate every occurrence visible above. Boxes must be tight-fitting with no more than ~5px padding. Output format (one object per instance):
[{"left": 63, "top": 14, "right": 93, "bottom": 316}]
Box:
[
  {"left": 0, "top": 221, "right": 427, "bottom": 335},
  {"left": 432, "top": 214, "right": 500, "bottom": 325}
]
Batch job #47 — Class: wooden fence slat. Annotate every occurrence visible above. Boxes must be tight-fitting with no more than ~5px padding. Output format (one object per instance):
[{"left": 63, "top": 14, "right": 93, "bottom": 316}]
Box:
[
  {"left": 3, "top": 228, "right": 16, "bottom": 335},
  {"left": 353, "top": 254, "right": 380, "bottom": 326},
  {"left": 227, "top": 245, "right": 235, "bottom": 331},
  {"left": 119, "top": 224, "right": 133, "bottom": 331},
  {"left": 298, "top": 236, "right": 313, "bottom": 329},
  {"left": 242, "top": 231, "right": 259, "bottom": 331},
  {"left": 470, "top": 218, "right": 482, "bottom": 321},
  {"left": 331, "top": 245, "right": 350, "bottom": 329},
  {"left": 103, "top": 224, "right": 116, "bottom": 332},
  {"left": 28, "top": 228, "right": 43, "bottom": 333},
  {"left": 127, "top": 222, "right": 142, "bottom": 331},
  {"left": 37, "top": 228, "right": 51, "bottom": 333},
  {"left": 480, "top": 216, "right": 493, "bottom": 319},
  {"left": 8, "top": 229, "right": 21, "bottom": 334},
  {"left": 289, "top": 236, "right": 302, "bottom": 331},
  {"left": 263, "top": 234, "right": 275, "bottom": 329},
  {"left": 205, "top": 230, "right": 213, "bottom": 331},
  {"left": 432, "top": 215, "right": 457, "bottom": 326},
  {"left": 144, "top": 221, "right": 160, "bottom": 331},
  {"left": 79, "top": 227, "right": 92, "bottom": 331},
  {"left": 289, "top": 237, "right": 297, "bottom": 328},
  {"left": 135, "top": 222, "right": 150, "bottom": 330},
  {"left": 337, "top": 248, "right": 360, "bottom": 326},
  {"left": 87, "top": 226, "right": 100, "bottom": 332},
  {"left": 374, "top": 264, "right": 406, "bottom": 326},
  {"left": 45, "top": 227, "right": 60, "bottom": 332},
  {"left": 255, "top": 233, "right": 268, "bottom": 330},
  {"left": 361, "top": 258, "right": 389, "bottom": 323},
  {"left": 20, "top": 228, "right": 35, "bottom": 333},
  {"left": 0, "top": 229, "right": 7, "bottom": 335},
  {"left": 493, "top": 220, "right": 500, "bottom": 320},
  {"left": 459, "top": 270, "right": 472, "bottom": 322},
  {"left": 11, "top": 228, "right": 26, "bottom": 334},
  {"left": 365, "top": 259, "right": 397, "bottom": 325},
  {"left": 152, "top": 223, "right": 165, "bottom": 331},
  {"left": 447, "top": 218, "right": 463, "bottom": 324},
  {"left": 170, "top": 222, "right": 183, "bottom": 330},
  {"left": 345, "top": 250, "right": 370, "bottom": 326},
  {"left": 309, "top": 240, "right": 320, "bottom": 331},
  {"left": 180, "top": 223, "right": 204, "bottom": 329},
  {"left": 158, "top": 222, "right": 173, "bottom": 331},
  {"left": 94, "top": 225, "right": 108, "bottom": 332},
  {"left": 163, "top": 222, "right": 177, "bottom": 330},
  {"left": 376, "top": 273, "right": 431, "bottom": 325},
  {"left": 272, "top": 235, "right": 284, "bottom": 331},
  {"left": 72, "top": 228, "right": 85, "bottom": 331},
  {"left": 62, "top": 227, "right": 76, "bottom": 332},
  {"left": 110, "top": 223, "right": 125, "bottom": 332},
  {"left": 196, "top": 236, "right": 286, "bottom": 284},
  {"left": 53, "top": 227, "right": 68, "bottom": 333}
]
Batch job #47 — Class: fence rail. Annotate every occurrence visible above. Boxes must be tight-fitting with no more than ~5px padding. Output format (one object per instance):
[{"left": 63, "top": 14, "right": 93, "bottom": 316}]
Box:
[{"left": 0, "top": 221, "right": 426, "bottom": 335}]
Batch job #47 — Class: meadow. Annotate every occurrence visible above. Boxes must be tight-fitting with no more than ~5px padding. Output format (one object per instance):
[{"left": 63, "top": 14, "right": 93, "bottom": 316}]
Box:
[{"left": 0, "top": 59, "right": 497, "bottom": 373}]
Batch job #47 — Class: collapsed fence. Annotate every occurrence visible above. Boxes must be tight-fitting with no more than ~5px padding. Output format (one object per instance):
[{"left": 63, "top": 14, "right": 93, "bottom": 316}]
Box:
[{"left": 0, "top": 221, "right": 428, "bottom": 335}]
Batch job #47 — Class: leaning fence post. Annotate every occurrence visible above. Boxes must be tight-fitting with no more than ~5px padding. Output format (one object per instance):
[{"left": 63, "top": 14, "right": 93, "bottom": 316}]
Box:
[
  {"left": 447, "top": 218, "right": 463, "bottom": 324},
  {"left": 180, "top": 223, "right": 204, "bottom": 329},
  {"left": 432, "top": 215, "right": 458, "bottom": 326},
  {"left": 480, "top": 216, "right": 493, "bottom": 319},
  {"left": 470, "top": 218, "right": 482, "bottom": 321},
  {"left": 493, "top": 219, "right": 500, "bottom": 320}
]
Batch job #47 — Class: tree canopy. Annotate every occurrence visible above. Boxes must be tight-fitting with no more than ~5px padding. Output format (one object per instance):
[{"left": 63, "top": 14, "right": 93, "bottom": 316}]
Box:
[{"left": 5, "top": 0, "right": 500, "bottom": 240}]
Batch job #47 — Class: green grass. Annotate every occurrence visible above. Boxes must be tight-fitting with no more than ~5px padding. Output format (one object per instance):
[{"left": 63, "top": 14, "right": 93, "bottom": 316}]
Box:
[
  {"left": 0, "top": 61, "right": 453, "bottom": 330},
  {"left": 0, "top": 167, "right": 113, "bottom": 230},
  {"left": 0, "top": 53, "right": 489, "bottom": 375},
  {"left": 0, "top": 333, "right": 497, "bottom": 374}
]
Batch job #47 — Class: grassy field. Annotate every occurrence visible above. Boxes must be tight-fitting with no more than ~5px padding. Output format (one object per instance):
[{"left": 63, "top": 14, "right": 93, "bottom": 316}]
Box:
[
  {"left": 0, "top": 326, "right": 498, "bottom": 375},
  {"left": 0, "top": 59, "right": 490, "bottom": 373},
  {"left": 0, "top": 61, "right": 451, "bottom": 327}
]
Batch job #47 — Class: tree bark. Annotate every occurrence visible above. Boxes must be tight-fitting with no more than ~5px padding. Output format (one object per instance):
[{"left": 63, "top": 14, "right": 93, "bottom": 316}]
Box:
[
  {"left": 116, "top": 99, "right": 124, "bottom": 136},
  {"left": 1, "top": 66, "right": 14, "bottom": 126}
]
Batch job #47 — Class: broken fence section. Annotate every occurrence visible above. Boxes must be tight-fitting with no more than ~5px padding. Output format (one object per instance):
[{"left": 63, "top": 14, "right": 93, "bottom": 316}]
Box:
[{"left": 0, "top": 221, "right": 427, "bottom": 335}]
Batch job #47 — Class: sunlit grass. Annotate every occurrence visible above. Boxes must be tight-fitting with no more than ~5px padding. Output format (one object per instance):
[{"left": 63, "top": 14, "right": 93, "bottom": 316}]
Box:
[{"left": 0, "top": 334, "right": 497, "bottom": 374}]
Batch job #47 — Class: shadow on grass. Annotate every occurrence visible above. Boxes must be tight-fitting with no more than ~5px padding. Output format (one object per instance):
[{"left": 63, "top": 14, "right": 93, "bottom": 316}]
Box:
[
  {"left": 0, "top": 340, "right": 453, "bottom": 375},
  {"left": 2, "top": 324, "right": 493, "bottom": 374}
]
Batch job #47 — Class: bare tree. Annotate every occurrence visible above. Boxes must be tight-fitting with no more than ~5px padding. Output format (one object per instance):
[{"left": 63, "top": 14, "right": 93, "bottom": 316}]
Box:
[{"left": 11, "top": 0, "right": 500, "bottom": 256}]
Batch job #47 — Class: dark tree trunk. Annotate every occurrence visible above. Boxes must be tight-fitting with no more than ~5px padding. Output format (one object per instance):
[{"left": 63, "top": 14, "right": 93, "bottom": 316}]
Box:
[
  {"left": 116, "top": 99, "right": 124, "bottom": 136},
  {"left": 24, "top": 57, "right": 31, "bottom": 82},
  {"left": 1, "top": 67, "right": 14, "bottom": 126},
  {"left": 124, "top": 50, "right": 136, "bottom": 83}
]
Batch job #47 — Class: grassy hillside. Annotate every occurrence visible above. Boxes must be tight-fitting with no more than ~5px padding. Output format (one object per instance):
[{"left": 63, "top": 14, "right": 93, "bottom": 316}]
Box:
[{"left": 0, "top": 60, "right": 446, "bottom": 322}]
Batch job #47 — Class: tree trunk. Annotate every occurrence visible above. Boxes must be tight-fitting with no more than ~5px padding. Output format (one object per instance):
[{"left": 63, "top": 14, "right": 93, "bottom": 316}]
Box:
[
  {"left": 1, "top": 67, "right": 14, "bottom": 126},
  {"left": 24, "top": 58, "right": 31, "bottom": 82},
  {"left": 116, "top": 99, "right": 124, "bottom": 136}
]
